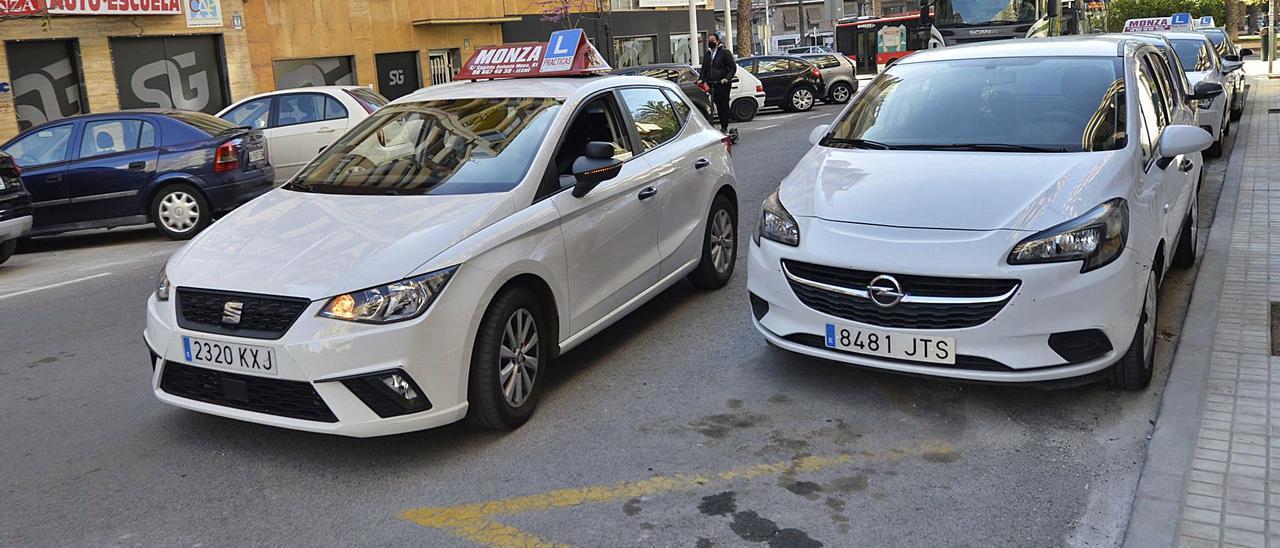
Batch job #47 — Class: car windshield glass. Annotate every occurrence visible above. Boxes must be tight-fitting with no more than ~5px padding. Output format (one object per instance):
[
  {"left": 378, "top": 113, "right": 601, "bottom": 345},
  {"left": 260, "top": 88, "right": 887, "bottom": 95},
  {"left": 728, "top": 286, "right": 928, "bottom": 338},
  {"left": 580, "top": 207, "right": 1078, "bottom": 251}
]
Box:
[
  {"left": 1171, "top": 39, "right": 1212, "bottom": 71},
  {"left": 165, "top": 111, "right": 238, "bottom": 135},
  {"left": 936, "top": 0, "right": 1038, "bottom": 25},
  {"left": 286, "top": 97, "right": 563, "bottom": 196},
  {"left": 346, "top": 88, "right": 389, "bottom": 112},
  {"left": 826, "top": 56, "right": 1126, "bottom": 152}
]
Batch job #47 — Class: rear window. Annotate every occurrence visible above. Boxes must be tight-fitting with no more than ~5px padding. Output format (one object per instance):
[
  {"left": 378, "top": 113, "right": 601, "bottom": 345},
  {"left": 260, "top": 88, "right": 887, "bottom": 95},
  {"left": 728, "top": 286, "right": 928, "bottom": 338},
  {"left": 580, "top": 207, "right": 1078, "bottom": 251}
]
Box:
[
  {"left": 805, "top": 55, "right": 841, "bottom": 69},
  {"left": 345, "top": 88, "right": 390, "bottom": 113},
  {"left": 165, "top": 111, "right": 238, "bottom": 135},
  {"left": 287, "top": 97, "right": 562, "bottom": 195}
]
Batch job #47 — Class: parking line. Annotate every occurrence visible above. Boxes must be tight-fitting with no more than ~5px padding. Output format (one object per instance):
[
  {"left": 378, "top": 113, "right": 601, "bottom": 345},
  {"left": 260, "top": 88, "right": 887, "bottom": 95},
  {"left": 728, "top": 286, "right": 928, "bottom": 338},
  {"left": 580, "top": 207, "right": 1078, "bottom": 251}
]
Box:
[
  {"left": 400, "top": 441, "right": 956, "bottom": 547},
  {"left": 808, "top": 113, "right": 831, "bottom": 119},
  {"left": 0, "top": 272, "right": 112, "bottom": 301},
  {"left": 754, "top": 124, "right": 778, "bottom": 131}
]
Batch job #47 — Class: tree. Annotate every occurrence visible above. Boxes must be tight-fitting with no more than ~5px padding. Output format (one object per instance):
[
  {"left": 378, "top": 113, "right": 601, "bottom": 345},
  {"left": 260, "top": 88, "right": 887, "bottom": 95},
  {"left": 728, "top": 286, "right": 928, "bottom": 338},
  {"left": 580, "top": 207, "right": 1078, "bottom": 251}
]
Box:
[
  {"left": 737, "top": 0, "right": 753, "bottom": 56},
  {"left": 1105, "top": 0, "right": 1226, "bottom": 33},
  {"left": 536, "top": 0, "right": 604, "bottom": 30}
]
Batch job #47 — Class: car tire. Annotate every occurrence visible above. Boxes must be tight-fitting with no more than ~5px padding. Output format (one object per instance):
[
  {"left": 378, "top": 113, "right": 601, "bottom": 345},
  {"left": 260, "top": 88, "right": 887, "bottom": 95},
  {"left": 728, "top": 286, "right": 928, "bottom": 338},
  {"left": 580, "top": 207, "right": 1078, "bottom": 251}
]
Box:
[
  {"left": 1109, "top": 267, "right": 1157, "bottom": 391},
  {"left": 785, "top": 86, "right": 816, "bottom": 112},
  {"left": 731, "top": 98, "right": 758, "bottom": 122},
  {"left": 151, "top": 183, "right": 211, "bottom": 240},
  {"left": 0, "top": 239, "right": 16, "bottom": 265},
  {"left": 1172, "top": 194, "right": 1198, "bottom": 269},
  {"left": 466, "top": 285, "right": 548, "bottom": 430},
  {"left": 687, "top": 194, "right": 737, "bottom": 290},
  {"left": 826, "top": 82, "right": 853, "bottom": 104}
]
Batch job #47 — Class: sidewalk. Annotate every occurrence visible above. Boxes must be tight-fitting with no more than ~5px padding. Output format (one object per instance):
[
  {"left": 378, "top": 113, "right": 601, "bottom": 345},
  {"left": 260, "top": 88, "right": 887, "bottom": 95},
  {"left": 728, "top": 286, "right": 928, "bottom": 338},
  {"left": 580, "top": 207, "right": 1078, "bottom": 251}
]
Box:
[{"left": 1125, "top": 75, "right": 1280, "bottom": 547}]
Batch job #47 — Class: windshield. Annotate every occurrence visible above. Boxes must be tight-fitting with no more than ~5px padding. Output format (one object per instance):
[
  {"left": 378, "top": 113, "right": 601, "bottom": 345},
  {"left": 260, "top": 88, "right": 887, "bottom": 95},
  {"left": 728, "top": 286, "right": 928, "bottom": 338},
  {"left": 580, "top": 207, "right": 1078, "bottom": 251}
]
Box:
[
  {"left": 936, "top": 0, "right": 1039, "bottom": 25},
  {"left": 1171, "top": 39, "right": 1213, "bottom": 71},
  {"left": 826, "top": 56, "right": 1126, "bottom": 152},
  {"left": 286, "top": 97, "right": 562, "bottom": 195}
]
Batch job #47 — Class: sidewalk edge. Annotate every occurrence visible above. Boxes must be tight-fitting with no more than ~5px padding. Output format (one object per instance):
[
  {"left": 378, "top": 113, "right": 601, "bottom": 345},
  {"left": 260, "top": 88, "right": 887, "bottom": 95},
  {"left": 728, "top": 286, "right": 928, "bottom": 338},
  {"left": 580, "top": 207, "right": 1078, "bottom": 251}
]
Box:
[{"left": 1120, "top": 101, "right": 1251, "bottom": 547}]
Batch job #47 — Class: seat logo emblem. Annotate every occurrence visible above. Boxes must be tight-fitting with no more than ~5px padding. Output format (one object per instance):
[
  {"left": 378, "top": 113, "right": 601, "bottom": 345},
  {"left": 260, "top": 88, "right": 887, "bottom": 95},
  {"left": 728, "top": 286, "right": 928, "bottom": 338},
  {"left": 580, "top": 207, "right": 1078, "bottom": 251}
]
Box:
[
  {"left": 867, "top": 275, "right": 905, "bottom": 308},
  {"left": 222, "top": 301, "right": 244, "bottom": 325}
]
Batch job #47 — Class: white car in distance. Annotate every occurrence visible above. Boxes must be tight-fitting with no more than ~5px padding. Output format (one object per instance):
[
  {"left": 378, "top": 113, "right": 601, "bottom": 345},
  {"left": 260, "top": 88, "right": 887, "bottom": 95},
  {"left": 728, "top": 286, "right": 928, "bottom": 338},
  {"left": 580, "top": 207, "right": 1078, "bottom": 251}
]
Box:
[
  {"left": 147, "top": 76, "right": 739, "bottom": 436},
  {"left": 217, "top": 86, "right": 389, "bottom": 182},
  {"left": 1155, "top": 31, "right": 1240, "bottom": 157},
  {"left": 748, "top": 38, "right": 1218, "bottom": 389}
]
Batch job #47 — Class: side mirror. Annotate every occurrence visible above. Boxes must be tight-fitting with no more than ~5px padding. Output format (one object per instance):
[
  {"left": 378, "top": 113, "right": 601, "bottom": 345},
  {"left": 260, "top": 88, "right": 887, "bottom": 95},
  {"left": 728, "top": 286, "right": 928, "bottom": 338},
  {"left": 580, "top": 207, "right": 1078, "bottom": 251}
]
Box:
[
  {"left": 1156, "top": 125, "right": 1214, "bottom": 168},
  {"left": 1239, "top": 48, "right": 1254, "bottom": 57},
  {"left": 1223, "top": 60, "right": 1245, "bottom": 72},
  {"left": 1223, "top": 53, "right": 1241, "bottom": 63},
  {"left": 570, "top": 141, "right": 623, "bottom": 198},
  {"left": 1187, "top": 81, "right": 1223, "bottom": 102},
  {"left": 808, "top": 124, "right": 831, "bottom": 146}
]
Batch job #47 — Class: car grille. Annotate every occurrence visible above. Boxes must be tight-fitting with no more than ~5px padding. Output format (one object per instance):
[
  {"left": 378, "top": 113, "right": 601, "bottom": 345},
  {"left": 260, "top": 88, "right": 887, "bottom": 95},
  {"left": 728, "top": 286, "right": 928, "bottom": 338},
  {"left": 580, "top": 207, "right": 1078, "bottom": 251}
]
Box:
[
  {"left": 782, "top": 260, "right": 1018, "bottom": 329},
  {"left": 160, "top": 361, "right": 338, "bottom": 423},
  {"left": 176, "top": 288, "right": 310, "bottom": 340}
]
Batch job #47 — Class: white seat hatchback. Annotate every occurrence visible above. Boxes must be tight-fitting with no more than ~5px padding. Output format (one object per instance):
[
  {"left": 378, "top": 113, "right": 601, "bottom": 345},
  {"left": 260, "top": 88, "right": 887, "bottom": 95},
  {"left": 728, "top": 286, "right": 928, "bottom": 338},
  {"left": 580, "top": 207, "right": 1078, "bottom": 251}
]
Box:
[
  {"left": 748, "top": 38, "right": 1219, "bottom": 389},
  {"left": 217, "top": 86, "right": 389, "bottom": 183},
  {"left": 147, "top": 76, "right": 738, "bottom": 436}
]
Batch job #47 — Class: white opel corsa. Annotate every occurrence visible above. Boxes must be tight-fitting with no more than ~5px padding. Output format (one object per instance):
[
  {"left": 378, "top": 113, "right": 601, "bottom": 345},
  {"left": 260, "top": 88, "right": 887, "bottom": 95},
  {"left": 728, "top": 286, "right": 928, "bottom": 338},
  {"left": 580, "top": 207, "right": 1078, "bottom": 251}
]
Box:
[
  {"left": 748, "top": 38, "right": 1219, "bottom": 389},
  {"left": 146, "top": 76, "right": 739, "bottom": 436}
]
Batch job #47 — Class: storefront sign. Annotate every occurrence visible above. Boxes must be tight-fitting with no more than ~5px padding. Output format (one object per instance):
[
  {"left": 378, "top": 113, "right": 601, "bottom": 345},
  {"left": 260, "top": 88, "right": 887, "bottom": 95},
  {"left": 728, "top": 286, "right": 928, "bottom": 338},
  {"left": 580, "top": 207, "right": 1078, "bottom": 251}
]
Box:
[
  {"left": 1122, "top": 17, "right": 1172, "bottom": 32},
  {"left": 185, "top": 0, "right": 221, "bottom": 27},
  {"left": 45, "top": 0, "right": 181, "bottom": 15},
  {"left": 457, "top": 30, "right": 610, "bottom": 80},
  {"left": 0, "top": 0, "right": 42, "bottom": 15}
]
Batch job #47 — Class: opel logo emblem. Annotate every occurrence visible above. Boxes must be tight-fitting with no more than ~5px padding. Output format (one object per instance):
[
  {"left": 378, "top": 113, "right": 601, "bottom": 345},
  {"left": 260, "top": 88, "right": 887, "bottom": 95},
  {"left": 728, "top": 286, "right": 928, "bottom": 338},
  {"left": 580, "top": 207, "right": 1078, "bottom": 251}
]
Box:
[
  {"left": 867, "top": 275, "right": 905, "bottom": 308},
  {"left": 222, "top": 301, "right": 244, "bottom": 325}
]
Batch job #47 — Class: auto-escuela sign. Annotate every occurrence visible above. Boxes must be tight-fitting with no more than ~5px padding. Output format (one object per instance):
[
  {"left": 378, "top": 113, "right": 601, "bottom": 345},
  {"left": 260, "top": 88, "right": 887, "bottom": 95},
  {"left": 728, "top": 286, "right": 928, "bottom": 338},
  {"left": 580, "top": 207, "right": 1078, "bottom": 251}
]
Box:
[
  {"left": 455, "top": 29, "right": 611, "bottom": 80},
  {"left": 1122, "top": 17, "right": 1173, "bottom": 32},
  {"left": 0, "top": 0, "right": 181, "bottom": 15}
]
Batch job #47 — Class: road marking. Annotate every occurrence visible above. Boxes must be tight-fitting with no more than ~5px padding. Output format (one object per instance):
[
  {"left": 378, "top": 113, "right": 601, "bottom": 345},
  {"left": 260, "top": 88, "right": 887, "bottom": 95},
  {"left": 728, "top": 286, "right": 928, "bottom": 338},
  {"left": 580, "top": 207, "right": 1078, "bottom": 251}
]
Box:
[
  {"left": 0, "top": 272, "right": 113, "bottom": 301},
  {"left": 401, "top": 441, "right": 956, "bottom": 547},
  {"left": 754, "top": 124, "right": 778, "bottom": 131},
  {"left": 809, "top": 113, "right": 831, "bottom": 119}
]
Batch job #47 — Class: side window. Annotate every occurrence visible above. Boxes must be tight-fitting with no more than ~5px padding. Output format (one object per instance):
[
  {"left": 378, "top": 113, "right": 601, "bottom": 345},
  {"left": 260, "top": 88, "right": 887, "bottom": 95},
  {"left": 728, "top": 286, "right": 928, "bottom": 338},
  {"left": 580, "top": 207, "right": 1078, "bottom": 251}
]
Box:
[
  {"left": 757, "top": 58, "right": 788, "bottom": 74},
  {"left": 736, "top": 59, "right": 755, "bottom": 73},
  {"left": 1148, "top": 53, "right": 1181, "bottom": 110},
  {"left": 1137, "top": 59, "right": 1168, "bottom": 130},
  {"left": 79, "top": 120, "right": 146, "bottom": 158},
  {"left": 222, "top": 98, "right": 271, "bottom": 129},
  {"left": 785, "top": 59, "right": 807, "bottom": 72},
  {"left": 661, "top": 88, "right": 691, "bottom": 125},
  {"left": 1133, "top": 65, "right": 1161, "bottom": 160},
  {"left": 619, "top": 87, "right": 680, "bottom": 152},
  {"left": 547, "top": 93, "right": 634, "bottom": 191},
  {"left": 4, "top": 124, "right": 74, "bottom": 166},
  {"left": 325, "top": 97, "right": 348, "bottom": 121},
  {"left": 276, "top": 94, "right": 326, "bottom": 126}
]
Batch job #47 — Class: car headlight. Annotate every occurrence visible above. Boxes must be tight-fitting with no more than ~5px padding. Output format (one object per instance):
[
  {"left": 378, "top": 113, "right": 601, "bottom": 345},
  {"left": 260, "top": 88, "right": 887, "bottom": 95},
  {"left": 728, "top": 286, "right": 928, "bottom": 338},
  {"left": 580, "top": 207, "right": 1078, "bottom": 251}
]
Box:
[
  {"left": 156, "top": 268, "right": 171, "bottom": 301},
  {"left": 319, "top": 266, "right": 456, "bottom": 324},
  {"left": 1008, "top": 198, "right": 1128, "bottom": 273},
  {"left": 756, "top": 189, "right": 799, "bottom": 246}
]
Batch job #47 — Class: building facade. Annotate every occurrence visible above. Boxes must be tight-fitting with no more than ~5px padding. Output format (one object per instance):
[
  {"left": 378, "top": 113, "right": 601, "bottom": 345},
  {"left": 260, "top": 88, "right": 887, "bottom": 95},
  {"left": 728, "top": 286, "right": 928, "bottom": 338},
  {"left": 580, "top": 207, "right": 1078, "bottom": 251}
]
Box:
[
  {"left": 501, "top": 0, "right": 717, "bottom": 69},
  {"left": 1, "top": 0, "right": 256, "bottom": 141}
]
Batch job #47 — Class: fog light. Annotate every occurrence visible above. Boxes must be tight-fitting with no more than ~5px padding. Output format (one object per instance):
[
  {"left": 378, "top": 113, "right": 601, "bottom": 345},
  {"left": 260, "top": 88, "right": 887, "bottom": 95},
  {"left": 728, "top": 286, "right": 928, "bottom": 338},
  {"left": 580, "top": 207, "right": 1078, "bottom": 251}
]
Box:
[{"left": 335, "top": 369, "right": 432, "bottom": 417}]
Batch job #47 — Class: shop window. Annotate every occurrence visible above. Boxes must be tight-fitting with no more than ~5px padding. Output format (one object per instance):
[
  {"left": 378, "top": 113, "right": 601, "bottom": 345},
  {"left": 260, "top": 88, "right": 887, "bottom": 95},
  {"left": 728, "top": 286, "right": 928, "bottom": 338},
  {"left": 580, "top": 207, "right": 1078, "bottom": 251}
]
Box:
[
  {"left": 5, "top": 39, "right": 88, "bottom": 132},
  {"left": 110, "top": 35, "right": 229, "bottom": 115},
  {"left": 273, "top": 56, "right": 357, "bottom": 89},
  {"left": 614, "top": 36, "right": 657, "bottom": 69},
  {"left": 669, "top": 33, "right": 705, "bottom": 65}
]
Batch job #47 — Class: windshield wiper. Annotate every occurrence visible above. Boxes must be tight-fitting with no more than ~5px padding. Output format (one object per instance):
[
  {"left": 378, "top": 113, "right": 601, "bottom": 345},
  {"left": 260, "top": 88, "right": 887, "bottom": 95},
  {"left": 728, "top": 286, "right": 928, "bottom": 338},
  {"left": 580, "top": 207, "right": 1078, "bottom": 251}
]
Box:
[
  {"left": 822, "top": 137, "right": 895, "bottom": 150},
  {"left": 896, "top": 143, "right": 1068, "bottom": 153}
]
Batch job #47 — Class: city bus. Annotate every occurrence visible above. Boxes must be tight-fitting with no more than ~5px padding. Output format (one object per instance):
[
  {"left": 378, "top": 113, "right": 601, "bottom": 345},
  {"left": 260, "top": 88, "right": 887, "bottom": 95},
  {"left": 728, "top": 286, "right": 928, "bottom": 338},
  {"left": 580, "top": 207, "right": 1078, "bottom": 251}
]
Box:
[{"left": 836, "top": 0, "right": 1089, "bottom": 74}]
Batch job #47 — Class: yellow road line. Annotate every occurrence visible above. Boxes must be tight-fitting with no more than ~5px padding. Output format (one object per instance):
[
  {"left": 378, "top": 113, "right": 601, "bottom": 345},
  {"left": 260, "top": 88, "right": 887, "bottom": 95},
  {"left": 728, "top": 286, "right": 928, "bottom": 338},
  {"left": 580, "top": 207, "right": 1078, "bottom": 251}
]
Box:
[{"left": 402, "top": 441, "right": 955, "bottom": 547}]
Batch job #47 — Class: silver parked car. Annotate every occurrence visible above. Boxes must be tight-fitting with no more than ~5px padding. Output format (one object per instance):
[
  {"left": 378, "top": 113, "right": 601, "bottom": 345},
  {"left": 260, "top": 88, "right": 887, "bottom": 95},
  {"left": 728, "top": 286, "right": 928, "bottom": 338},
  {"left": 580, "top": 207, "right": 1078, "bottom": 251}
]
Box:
[{"left": 799, "top": 53, "right": 859, "bottom": 104}]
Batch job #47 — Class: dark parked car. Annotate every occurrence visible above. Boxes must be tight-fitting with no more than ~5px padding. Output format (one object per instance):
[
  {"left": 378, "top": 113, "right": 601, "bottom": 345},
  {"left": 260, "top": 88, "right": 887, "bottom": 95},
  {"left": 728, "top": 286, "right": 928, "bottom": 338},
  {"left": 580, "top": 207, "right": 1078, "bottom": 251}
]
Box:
[
  {"left": 734, "top": 56, "right": 826, "bottom": 112},
  {"left": 610, "top": 64, "right": 713, "bottom": 118},
  {"left": 0, "top": 151, "right": 33, "bottom": 265},
  {"left": 2, "top": 110, "right": 274, "bottom": 240}
]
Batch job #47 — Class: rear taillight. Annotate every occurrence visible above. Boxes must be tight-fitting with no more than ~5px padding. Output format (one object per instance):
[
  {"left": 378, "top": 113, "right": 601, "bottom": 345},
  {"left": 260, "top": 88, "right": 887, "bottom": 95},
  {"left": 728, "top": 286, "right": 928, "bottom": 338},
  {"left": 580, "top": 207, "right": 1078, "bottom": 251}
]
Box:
[
  {"left": 810, "top": 67, "right": 822, "bottom": 78},
  {"left": 756, "top": 84, "right": 764, "bottom": 93},
  {"left": 721, "top": 135, "right": 733, "bottom": 156},
  {"left": 214, "top": 140, "right": 240, "bottom": 172}
]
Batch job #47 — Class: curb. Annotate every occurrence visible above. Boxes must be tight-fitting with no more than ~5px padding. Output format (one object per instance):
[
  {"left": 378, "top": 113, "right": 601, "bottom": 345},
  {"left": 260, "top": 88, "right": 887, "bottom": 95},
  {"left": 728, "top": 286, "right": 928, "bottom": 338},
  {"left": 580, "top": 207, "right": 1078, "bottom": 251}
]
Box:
[{"left": 1121, "top": 89, "right": 1253, "bottom": 546}]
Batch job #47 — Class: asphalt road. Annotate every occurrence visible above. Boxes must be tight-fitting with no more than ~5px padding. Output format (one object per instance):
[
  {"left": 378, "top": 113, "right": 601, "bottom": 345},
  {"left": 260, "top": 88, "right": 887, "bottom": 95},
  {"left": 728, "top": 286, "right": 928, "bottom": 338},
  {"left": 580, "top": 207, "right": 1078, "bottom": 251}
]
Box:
[{"left": 0, "top": 102, "right": 1234, "bottom": 547}]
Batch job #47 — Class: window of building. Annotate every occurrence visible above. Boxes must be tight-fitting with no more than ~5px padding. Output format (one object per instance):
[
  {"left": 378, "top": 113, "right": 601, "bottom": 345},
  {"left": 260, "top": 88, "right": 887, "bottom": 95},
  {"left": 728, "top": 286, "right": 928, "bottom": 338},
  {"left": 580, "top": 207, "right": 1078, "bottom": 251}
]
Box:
[
  {"left": 273, "top": 56, "right": 357, "bottom": 89},
  {"left": 614, "top": 36, "right": 657, "bottom": 69},
  {"left": 5, "top": 39, "right": 88, "bottom": 132}
]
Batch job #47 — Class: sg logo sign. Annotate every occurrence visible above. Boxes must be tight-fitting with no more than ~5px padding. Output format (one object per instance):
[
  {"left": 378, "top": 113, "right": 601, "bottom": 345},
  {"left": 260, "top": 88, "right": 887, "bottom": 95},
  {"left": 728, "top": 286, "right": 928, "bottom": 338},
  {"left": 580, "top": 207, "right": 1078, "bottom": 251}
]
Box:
[{"left": 387, "top": 69, "right": 406, "bottom": 86}]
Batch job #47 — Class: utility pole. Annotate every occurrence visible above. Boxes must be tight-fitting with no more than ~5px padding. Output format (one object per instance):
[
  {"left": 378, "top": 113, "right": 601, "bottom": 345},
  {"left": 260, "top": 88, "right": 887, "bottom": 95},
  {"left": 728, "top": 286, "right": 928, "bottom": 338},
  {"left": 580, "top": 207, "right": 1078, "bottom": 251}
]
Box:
[
  {"left": 797, "top": 0, "right": 807, "bottom": 46},
  {"left": 724, "top": 0, "right": 733, "bottom": 56},
  {"left": 689, "top": 0, "right": 701, "bottom": 65},
  {"left": 1270, "top": 0, "right": 1276, "bottom": 75}
]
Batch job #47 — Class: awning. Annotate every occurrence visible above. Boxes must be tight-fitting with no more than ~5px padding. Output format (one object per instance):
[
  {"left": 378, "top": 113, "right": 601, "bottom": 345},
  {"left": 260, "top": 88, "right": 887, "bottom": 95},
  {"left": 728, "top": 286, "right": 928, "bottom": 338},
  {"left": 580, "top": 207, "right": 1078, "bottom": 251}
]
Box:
[{"left": 411, "top": 16, "right": 522, "bottom": 26}]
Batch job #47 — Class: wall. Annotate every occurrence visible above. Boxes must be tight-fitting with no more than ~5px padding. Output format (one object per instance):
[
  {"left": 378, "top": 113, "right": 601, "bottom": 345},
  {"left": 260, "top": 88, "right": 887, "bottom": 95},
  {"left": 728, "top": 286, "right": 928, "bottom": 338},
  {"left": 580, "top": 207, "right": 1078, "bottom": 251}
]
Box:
[
  {"left": 0, "top": 3, "right": 254, "bottom": 141},
  {"left": 241, "top": 0, "right": 504, "bottom": 95}
]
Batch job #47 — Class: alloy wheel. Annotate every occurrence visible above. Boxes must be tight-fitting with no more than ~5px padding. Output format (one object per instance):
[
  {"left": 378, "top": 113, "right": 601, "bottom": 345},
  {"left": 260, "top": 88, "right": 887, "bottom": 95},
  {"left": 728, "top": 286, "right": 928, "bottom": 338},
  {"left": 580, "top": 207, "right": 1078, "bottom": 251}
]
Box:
[
  {"left": 792, "top": 89, "right": 814, "bottom": 110},
  {"left": 1141, "top": 272, "right": 1157, "bottom": 370},
  {"left": 158, "top": 191, "right": 201, "bottom": 233},
  {"left": 831, "top": 84, "right": 851, "bottom": 103},
  {"left": 709, "top": 209, "right": 734, "bottom": 274},
  {"left": 498, "top": 308, "right": 539, "bottom": 408}
]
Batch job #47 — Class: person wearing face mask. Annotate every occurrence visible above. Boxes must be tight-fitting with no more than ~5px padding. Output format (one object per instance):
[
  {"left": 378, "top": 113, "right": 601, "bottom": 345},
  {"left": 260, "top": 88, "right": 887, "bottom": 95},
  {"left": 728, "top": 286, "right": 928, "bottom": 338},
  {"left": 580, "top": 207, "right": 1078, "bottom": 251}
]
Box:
[{"left": 698, "top": 33, "right": 737, "bottom": 134}]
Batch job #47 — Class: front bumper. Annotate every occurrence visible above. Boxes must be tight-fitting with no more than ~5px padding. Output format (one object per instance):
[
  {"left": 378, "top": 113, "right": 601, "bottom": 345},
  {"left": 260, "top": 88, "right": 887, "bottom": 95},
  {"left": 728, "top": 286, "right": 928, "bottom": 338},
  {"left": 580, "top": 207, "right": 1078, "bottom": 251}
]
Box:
[
  {"left": 144, "top": 265, "right": 490, "bottom": 437},
  {"left": 0, "top": 214, "right": 33, "bottom": 241},
  {"left": 746, "top": 218, "right": 1146, "bottom": 383}
]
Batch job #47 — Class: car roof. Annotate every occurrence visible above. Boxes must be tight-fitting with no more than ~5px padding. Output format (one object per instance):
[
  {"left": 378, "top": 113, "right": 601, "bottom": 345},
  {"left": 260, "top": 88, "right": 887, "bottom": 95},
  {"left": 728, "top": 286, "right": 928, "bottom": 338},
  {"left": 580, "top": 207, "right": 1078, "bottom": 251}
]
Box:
[
  {"left": 899, "top": 37, "right": 1125, "bottom": 64},
  {"left": 389, "top": 75, "right": 668, "bottom": 105},
  {"left": 1149, "top": 31, "right": 1212, "bottom": 41},
  {"left": 612, "top": 63, "right": 693, "bottom": 71},
  {"left": 17, "top": 109, "right": 184, "bottom": 127},
  {"left": 235, "top": 86, "right": 367, "bottom": 102}
]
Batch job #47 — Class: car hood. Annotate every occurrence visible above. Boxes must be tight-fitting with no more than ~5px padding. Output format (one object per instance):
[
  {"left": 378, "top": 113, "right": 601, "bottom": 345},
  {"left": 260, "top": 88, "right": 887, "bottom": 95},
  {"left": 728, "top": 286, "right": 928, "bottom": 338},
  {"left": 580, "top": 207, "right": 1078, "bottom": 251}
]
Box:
[
  {"left": 167, "top": 189, "right": 512, "bottom": 299},
  {"left": 778, "top": 147, "right": 1127, "bottom": 232},
  {"left": 1186, "top": 70, "right": 1213, "bottom": 85}
]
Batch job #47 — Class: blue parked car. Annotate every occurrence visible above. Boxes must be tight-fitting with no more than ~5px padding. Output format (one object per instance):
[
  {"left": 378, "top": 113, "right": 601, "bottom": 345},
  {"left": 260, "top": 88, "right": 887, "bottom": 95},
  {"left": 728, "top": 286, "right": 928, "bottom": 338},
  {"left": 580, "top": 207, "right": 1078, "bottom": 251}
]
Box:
[{"left": 1, "top": 110, "right": 274, "bottom": 240}]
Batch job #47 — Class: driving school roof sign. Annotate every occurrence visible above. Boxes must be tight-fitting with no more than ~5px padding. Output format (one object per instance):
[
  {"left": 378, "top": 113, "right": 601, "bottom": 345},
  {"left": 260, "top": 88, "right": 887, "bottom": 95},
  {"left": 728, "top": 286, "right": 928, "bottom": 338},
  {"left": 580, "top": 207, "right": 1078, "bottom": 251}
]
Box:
[
  {"left": 456, "top": 29, "right": 611, "bottom": 80},
  {"left": 1122, "top": 17, "right": 1172, "bottom": 32}
]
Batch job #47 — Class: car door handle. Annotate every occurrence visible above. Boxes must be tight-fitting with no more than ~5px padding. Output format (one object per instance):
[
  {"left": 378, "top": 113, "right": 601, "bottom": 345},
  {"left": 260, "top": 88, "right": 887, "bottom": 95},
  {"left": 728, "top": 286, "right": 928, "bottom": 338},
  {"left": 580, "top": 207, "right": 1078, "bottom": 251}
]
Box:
[
  {"left": 317, "top": 127, "right": 336, "bottom": 134},
  {"left": 47, "top": 174, "right": 62, "bottom": 183},
  {"left": 638, "top": 187, "right": 658, "bottom": 200},
  {"left": 128, "top": 161, "right": 147, "bottom": 170},
  {"left": 694, "top": 158, "right": 711, "bottom": 169},
  {"left": 1178, "top": 158, "right": 1194, "bottom": 172}
]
